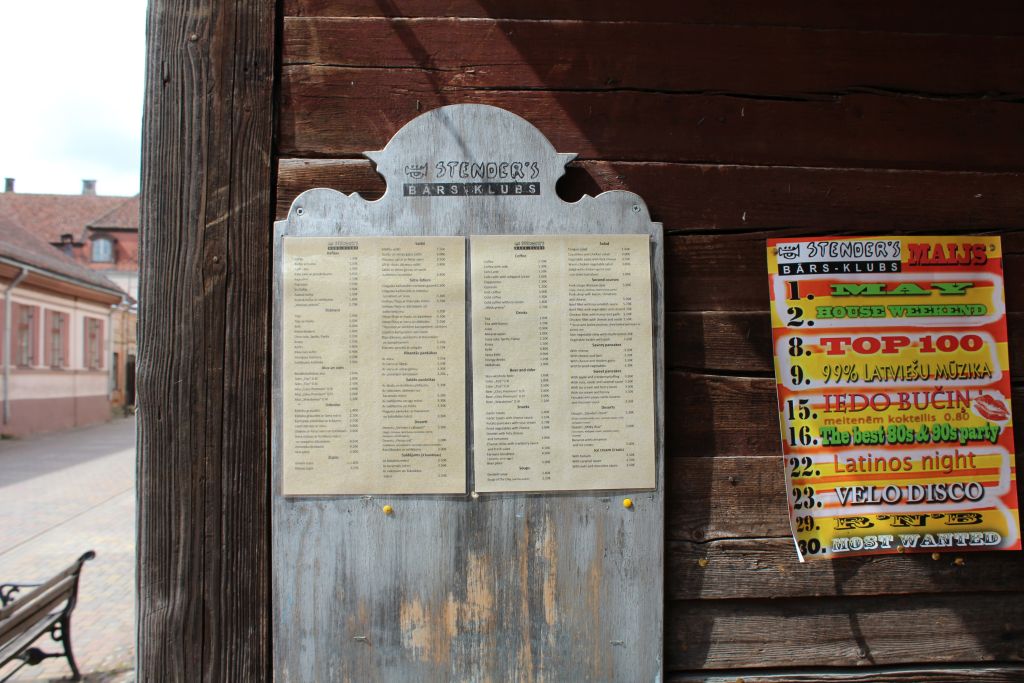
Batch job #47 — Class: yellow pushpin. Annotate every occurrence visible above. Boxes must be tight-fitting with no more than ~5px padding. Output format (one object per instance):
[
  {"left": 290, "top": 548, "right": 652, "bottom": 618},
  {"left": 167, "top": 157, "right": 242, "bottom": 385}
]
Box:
[
  {"left": 382, "top": 505, "right": 394, "bottom": 515},
  {"left": 622, "top": 498, "right": 634, "bottom": 509}
]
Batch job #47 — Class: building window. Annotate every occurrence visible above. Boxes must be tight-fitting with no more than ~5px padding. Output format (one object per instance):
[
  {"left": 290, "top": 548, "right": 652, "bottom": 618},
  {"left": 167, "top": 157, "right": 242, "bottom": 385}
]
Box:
[
  {"left": 84, "top": 317, "right": 104, "bottom": 370},
  {"left": 92, "top": 238, "right": 114, "bottom": 263},
  {"left": 46, "top": 311, "right": 68, "bottom": 368},
  {"left": 14, "top": 304, "right": 37, "bottom": 367}
]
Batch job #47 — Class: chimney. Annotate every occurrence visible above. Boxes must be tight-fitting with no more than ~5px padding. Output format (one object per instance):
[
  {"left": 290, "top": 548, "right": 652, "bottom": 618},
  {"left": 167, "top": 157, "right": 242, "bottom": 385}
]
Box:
[
  {"left": 82, "top": 179, "right": 97, "bottom": 195},
  {"left": 3, "top": 178, "right": 13, "bottom": 193}
]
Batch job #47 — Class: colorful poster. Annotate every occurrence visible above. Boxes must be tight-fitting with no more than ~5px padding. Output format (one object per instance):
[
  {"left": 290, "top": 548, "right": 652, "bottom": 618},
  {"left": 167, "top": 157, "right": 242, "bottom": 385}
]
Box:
[{"left": 767, "top": 236, "right": 1019, "bottom": 561}]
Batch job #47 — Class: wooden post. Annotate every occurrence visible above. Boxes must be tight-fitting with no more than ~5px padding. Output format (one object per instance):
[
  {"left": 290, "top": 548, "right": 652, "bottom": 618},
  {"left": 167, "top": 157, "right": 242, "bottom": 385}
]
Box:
[{"left": 137, "top": 0, "right": 275, "bottom": 679}]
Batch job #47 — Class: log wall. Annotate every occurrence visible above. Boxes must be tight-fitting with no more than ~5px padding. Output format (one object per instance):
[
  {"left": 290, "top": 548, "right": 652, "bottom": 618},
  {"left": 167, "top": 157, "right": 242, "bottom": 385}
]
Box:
[{"left": 272, "top": 2, "right": 1024, "bottom": 679}]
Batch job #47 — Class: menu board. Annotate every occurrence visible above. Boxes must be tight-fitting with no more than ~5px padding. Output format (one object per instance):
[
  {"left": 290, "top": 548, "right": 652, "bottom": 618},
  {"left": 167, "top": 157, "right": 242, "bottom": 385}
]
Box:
[
  {"left": 767, "top": 236, "right": 1020, "bottom": 561},
  {"left": 281, "top": 236, "right": 466, "bottom": 495},
  {"left": 470, "top": 234, "right": 656, "bottom": 492},
  {"left": 281, "top": 233, "right": 657, "bottom": 496}
]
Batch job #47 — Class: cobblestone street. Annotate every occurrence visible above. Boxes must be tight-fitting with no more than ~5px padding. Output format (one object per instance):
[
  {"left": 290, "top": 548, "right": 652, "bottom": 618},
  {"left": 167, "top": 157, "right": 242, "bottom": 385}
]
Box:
[{"left": 0, "top": 417, "right": 135, "bottom": 682}]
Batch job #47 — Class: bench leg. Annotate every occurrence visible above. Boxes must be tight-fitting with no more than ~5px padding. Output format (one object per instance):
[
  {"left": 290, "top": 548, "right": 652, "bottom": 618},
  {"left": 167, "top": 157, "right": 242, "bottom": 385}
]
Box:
[{"left": 57, "top": 616, "right": 82, "bottom": 681}]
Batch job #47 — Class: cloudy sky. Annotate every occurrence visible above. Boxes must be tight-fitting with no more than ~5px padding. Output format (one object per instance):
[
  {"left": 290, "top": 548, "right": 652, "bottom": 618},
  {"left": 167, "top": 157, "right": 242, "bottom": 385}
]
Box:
[{"left": 0, "top": 1, "right": 146, "bottom": 197}]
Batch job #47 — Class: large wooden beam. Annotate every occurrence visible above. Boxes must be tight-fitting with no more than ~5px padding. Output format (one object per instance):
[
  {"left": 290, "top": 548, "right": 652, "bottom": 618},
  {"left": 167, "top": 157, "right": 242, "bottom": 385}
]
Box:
[{"left": 137, "top": 0, "right": 275, "bottom": 679}]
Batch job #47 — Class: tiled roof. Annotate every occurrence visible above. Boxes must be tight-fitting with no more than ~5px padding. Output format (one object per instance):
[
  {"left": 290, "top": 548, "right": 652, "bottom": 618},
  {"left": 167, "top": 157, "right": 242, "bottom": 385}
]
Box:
[
  {"left": 88, "top": 195, "right": 139, "bottom": 230},
  {"left": 0, "top": 191, "right": 129, "bottom": 243},
  {"left": 0, "top": 212, "right": 124, "bottom": 297}
]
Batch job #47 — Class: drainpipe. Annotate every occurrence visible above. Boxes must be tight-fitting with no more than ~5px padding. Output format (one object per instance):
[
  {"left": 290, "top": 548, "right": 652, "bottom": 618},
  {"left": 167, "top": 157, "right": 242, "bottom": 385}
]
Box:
[{"left": 4, "top": 268, "right": 28, "bottom": 424}]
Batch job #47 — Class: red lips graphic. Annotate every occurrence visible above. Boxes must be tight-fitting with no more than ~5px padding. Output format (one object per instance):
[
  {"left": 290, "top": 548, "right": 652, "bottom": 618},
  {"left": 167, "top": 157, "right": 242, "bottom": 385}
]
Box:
[{"left": 974, "top": 394, "right": 1010, "bottom": 422}]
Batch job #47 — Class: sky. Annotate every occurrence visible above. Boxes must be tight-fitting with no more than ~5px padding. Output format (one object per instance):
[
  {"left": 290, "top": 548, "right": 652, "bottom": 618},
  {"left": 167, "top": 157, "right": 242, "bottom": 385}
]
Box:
[{"left": 0, "top": 1, "right": 146, "bottom": 197}]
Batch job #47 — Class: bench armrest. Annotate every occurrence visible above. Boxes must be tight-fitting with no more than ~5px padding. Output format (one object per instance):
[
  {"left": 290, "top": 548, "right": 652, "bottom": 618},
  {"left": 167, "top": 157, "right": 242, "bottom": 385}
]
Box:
[{"left": 0, "top": 582, "right": 40, "bottom": 606}]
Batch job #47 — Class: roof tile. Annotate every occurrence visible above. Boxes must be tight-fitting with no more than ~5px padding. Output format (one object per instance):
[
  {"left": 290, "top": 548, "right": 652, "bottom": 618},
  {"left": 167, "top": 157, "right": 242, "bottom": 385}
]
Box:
[
  {"left": 87, "top": 195, "right": 139, "bottom": 230},
  {"left": 0, "top": 191, "right": 129, "bottom": 243},
  {"left": 0, "top": 212, "right": 124, "bottom": 297}
]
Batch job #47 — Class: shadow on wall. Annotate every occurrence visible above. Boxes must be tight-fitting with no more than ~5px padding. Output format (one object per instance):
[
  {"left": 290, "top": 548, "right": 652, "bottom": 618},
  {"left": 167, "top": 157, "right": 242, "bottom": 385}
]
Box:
[{"left": 337, "top": 0, "right": 1024, "bottom": 671}]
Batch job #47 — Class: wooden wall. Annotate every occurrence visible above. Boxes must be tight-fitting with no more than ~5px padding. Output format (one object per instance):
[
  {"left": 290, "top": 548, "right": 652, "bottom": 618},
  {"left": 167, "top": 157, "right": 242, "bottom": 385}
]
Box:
[{"left": 271, "top": 2, "right": 1024, "bottom": 680}]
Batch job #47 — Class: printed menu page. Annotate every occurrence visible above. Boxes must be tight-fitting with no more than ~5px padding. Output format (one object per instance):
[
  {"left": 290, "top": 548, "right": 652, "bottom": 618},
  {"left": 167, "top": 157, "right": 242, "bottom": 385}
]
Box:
[
  {"left": 470, "top": 234, "right": 656, "bottom": 492},
  {"left": 767, "top": 235, "right": 1020, "bottom": 561},
  {"left": 281, "top": 236, "right": 466, "bottom": 495}
]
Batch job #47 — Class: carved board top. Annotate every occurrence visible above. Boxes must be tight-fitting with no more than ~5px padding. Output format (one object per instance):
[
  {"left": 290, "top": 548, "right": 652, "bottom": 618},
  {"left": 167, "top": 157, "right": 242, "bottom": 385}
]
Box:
[{"left": 279, "top": 104, "right": 659, "bottom": 236}]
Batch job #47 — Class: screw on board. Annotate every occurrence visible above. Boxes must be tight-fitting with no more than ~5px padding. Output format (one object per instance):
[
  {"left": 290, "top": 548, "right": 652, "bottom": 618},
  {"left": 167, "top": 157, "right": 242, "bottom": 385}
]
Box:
[
  {"left": 296, "top": 207, "right": 304, "bottom": 216},
  {"left": 631, "top": 205, "right": 641, "bottom": 214}
]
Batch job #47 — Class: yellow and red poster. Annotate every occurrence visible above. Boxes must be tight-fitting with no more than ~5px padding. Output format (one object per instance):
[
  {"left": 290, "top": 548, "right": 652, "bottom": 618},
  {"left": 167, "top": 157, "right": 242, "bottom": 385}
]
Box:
[{"left": 767, "top": 236, "right": 1019, "bottom": 561}]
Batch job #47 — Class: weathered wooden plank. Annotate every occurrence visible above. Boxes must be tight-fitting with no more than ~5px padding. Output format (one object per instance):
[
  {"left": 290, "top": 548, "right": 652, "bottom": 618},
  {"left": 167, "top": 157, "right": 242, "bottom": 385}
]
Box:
[
  {"left": 277, "top": 166, "right": 1024, "bottom": 314},
  {"left": 666, "top": 372, "right": 777, "bottom": 456},
  {"left": 664, "top": 231, "right": 1024, "bottom": 312},
  {"left": 276, "top": 159, "right": 382, "bottom": 217},
  {"left": 283, "top": 0, "right": 1024, "bottom": 35},
  {"left": 665, "top": 374, "right": 1024, "bottom": 458},
  {"left": 666, "top": 593, "right": 1024, "bottom": 669},
  {"left": 284, "top": 18, "right": 1024, "bottom": 96},
  {"left": 667, "top": 664, "right": 1024, "bottom": 682},
  {"left": 666, "top": 455, "right": 788, "bottom": 541},
  {"left": 666, "top": 311, "right": 773, "bottom": 373},
  {"left": 665, "top": 312, "right": 1024, "bottom": 378},
  {"left": 277, "top": 159, "right": 1024, "bottom": 231},
  {"left": 667, "top": 537, "right": 1024, "bottom": 600},
  {"left": 280, "top": 67, "right": 1024, "bottom": 171},
  {"left": 670, "top": 451, "right": 1021, "bottom": 542},
  {"left": 137, "top": 0, "right": 274, "bottom": 680}
]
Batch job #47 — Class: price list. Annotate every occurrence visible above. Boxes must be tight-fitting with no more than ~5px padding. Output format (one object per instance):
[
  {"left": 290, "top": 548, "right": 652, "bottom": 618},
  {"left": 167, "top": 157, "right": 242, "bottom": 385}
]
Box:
[
  {"left": 767, "top": 236, "right": 1020, "bottom": 561},
  {"left": 281, "top": 236, "right": 466, "bottom": 495},
  {"left": 471, "top": 234, "right": 656, "bottom": 492}
]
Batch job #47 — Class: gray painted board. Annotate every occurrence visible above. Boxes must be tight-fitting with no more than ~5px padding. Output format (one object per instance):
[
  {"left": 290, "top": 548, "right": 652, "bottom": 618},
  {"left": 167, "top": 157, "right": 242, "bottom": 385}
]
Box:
[{"left": 273, "top": 104, "right": 664, "bottom": 682}]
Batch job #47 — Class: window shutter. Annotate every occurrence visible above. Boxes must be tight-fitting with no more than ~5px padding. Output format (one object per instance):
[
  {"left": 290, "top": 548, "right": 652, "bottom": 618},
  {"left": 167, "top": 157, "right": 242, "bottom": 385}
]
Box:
[
  {"left": 44, "top": 310, "right": 53, "bottom": 367},
  {"left": 11, "top": 303, "right": 21, "bottom": 366},
  {"left": 62, "top": 314, "right": 70, "bottom": 369},
  {"left": 83, "top": 317, "right": 105, "bottom": 370},
  {"left": 97, "top": 319, "right": 105, "bottom": 369},
  {"left": 84, "top": 318, "right": 91, "bottom": 368},
  {"left": 14, "top": 304, "right": 37, "bottom": 367}
]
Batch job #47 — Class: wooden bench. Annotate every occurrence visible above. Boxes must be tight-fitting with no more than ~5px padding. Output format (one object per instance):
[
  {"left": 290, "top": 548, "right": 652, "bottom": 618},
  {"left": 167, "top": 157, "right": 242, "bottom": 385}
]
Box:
[{"left": 0, "top": 551, "right": 95, "bottom": 681}]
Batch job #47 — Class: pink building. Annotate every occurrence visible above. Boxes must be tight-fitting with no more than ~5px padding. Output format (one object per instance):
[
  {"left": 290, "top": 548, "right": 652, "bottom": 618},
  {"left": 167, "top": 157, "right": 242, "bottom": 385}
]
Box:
[
  {"left": 0, "top": 179, "right": 139, "bottom": 431},
  {"left": 0, "top": 179, "right": 139, "bottom": 302},
  {"left": 0, "top": 209, "right": 125, "bottom": 436}
]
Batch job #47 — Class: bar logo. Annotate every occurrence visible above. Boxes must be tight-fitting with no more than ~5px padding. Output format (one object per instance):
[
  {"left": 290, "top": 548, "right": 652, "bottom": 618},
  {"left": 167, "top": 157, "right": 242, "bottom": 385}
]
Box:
[{"left": 403, "top": 182, "right": 540, "bottom": 197}]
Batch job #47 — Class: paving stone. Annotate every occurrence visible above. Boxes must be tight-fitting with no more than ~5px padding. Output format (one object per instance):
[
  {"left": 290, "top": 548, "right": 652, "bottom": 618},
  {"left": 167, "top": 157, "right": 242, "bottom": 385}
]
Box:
[{"left": 0, "top": 418, "right": 136, "bottom": 682}]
